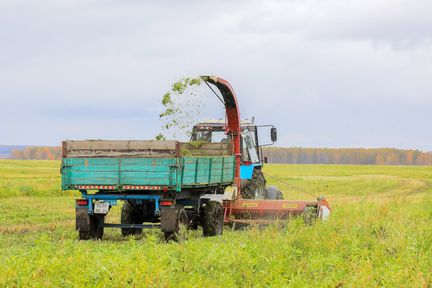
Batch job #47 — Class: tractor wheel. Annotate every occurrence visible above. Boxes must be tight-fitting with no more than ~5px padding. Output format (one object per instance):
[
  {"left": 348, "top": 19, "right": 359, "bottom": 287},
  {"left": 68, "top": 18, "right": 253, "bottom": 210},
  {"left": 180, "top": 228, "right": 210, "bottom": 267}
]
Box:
[
  {"left": 303, "top": 206, "right": 318, "bottom": 226},
  {"left": 185, "top": 208, "right": 199, "bottom": 230},
  {"left": 79, "top": 214, "right": 104, "bottom": 240},
  {"left": 201, "top": 201, "right": 224, "bottom": 237},
  {"left": 229, "top": 221, "right": 249, "bottom": 230},
  {"left": 164, "top": 207, "right": 188, "bottom": 242},
  {"left": 121, "top": 201, "right": 143, "bottom": 236},
  {"left": 265, "top": 186, "right": 284, "bottom": 200},
  {"left": 241, "top": 169, "right": 266, "bottom": 199}
]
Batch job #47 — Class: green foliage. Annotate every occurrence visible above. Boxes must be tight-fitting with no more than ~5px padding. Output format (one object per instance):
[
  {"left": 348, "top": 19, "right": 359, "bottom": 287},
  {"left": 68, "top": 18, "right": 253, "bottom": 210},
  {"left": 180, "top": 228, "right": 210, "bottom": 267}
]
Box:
[
  {"left": 171, "top": 77, "right": 202, "bottom": 94},
  {"left": 161, "top": 92, "right": 172, "bottom": 106},
  {"left": 1, "top": 160, "right": 432, "bottom": 287},
  {"left": 155, "top": 133, "right": 166, "bottom": 141},
  {"left": 180, "top": 141, "right": 211, "bottom": 156},
  {"left": 156, "top": 77, "right": 203, "bottom": 140},
  {"left": 188, "top": 140, "right": 207, "bottom": 149}
]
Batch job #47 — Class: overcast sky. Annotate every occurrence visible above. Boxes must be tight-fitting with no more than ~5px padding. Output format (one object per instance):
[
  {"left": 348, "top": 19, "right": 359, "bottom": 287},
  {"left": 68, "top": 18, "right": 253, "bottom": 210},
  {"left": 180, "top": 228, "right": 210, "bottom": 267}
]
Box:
[{"left": 1, "top": 0, "right": 431, "bottom": 150}]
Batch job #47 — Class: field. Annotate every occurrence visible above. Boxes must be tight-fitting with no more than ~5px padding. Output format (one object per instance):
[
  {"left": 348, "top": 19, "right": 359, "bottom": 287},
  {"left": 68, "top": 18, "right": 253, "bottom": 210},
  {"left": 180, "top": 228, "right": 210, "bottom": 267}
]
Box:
[{"left": 0, "top": 160, "right": 432, "bottom": 287}]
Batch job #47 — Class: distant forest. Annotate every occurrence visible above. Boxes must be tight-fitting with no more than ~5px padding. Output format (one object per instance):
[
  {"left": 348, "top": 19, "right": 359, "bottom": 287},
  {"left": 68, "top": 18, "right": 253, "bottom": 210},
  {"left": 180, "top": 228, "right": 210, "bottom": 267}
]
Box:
[
  {"left": 263, "top": 147, "right": 432, "bottom": 165},
  {"left": 10, "top": 146, "right": 61, "bottom": 160},
  {"left": 8, "top": 146, "right": 432, "bottom": 165}
]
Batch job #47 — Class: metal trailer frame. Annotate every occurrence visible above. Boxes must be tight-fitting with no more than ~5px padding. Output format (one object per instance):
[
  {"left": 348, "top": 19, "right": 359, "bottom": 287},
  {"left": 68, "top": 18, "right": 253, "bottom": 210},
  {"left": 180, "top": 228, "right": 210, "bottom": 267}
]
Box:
[{"left": 76, "top": 191, "right": 163, "bottom": 229}]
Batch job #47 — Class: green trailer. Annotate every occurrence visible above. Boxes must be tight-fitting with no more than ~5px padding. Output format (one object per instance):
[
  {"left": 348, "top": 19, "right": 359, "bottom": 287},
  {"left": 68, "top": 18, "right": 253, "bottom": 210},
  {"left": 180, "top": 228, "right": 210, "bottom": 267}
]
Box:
[{"left": 61, "top": 140, "right": 235, "bottom": 240}]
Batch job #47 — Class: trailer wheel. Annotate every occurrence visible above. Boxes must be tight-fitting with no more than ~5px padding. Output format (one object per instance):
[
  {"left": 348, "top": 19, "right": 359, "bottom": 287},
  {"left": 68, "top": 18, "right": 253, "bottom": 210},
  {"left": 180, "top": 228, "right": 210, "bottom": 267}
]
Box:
[
  {"left": 79, "top": 230, "right": 90, "bottom": 240},
  {"left": 201, "top": 201, "right": 224, "bottom": 237},
  {"left": 79, "top": 214, "right": 104, "bottom": 240},
  {"left": 164, "top": 207, "right": 188, "bottom": 242},
  {"left": 303, "top": 206, "right": 318, "bottom": 226},
  {"left": 121, "top": 201, "right": 143, "bottom": 236}
]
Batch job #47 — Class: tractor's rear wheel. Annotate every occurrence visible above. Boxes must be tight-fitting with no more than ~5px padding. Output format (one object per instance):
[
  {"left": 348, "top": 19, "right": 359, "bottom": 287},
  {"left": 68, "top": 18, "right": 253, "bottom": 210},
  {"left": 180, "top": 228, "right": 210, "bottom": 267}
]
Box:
[
  {"left": 241, "top": 169, "right": 266, "bottom": 199},
  {"left": 79, "top": 214, "right": 104, "bottom": 240},
  {"left": 201, "top": 201, "right": 224, "bottom": 237},
  {"left": 164, "top": 207, "right": 188, "bottom": 242},
  {"left": 121, "top": 201, "right": 143, "bottom": 236},
  {"left": 265, "top": 186, "right": 284, "bottom": 200}
]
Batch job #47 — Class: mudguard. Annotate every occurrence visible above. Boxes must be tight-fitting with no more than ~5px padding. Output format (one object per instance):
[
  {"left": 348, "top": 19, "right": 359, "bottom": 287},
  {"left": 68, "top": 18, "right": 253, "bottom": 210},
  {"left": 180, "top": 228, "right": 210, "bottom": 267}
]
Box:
[
  {"left": 76, "top": 207, "right": 90, "bottom": 231},
  {"left": 160, "top": 207, "right": 177, "bottom": 232}
]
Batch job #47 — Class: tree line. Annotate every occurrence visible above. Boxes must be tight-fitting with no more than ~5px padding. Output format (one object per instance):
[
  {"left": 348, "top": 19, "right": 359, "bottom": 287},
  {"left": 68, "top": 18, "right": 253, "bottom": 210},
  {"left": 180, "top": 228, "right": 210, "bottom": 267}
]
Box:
[
  {"left": 262, "top": 147, "right": 432, "bottom": 165},
  {"left": 9, "top": 146, "right": 432, "bottom": 165},
  {"left": 11, "top": 146, "right": 61, "bottom": 160}
]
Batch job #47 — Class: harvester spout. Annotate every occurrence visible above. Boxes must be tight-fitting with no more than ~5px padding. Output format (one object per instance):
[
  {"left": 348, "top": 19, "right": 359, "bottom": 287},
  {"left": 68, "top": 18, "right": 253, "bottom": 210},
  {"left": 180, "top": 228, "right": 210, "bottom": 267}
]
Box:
[{"left": 200, "top": 76, "right": 242, "bottom": 194}]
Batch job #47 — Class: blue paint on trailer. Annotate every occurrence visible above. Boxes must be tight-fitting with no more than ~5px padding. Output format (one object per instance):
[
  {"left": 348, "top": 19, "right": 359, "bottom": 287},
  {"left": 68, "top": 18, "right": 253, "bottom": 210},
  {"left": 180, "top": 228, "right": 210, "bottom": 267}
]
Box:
[{"left": 79, "top": 190, "right": 161, "bottom": 215}]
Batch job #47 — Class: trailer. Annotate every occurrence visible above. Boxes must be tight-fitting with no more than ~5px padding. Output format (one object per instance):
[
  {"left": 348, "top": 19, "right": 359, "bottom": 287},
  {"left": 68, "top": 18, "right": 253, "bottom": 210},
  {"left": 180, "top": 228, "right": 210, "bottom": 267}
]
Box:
[{"left": 62, "top": 140, "right": 234, "bottom": 240}]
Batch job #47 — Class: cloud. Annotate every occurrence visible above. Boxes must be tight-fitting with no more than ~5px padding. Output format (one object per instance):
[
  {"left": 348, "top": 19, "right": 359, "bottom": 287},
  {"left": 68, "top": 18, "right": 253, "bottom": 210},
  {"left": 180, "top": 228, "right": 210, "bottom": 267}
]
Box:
[
  {"left": 0, "top": 0, "right": 431, "bottom": 150},
  {"left": 228, "top": 0, "right": 432, "bottom": 48}
]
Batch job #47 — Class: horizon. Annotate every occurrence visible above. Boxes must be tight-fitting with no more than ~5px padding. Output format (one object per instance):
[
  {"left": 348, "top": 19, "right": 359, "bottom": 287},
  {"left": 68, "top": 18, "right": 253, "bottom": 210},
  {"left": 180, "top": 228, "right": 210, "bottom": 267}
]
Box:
[{"left": 1, "top": 143, "right": 431, "bottom": 153}]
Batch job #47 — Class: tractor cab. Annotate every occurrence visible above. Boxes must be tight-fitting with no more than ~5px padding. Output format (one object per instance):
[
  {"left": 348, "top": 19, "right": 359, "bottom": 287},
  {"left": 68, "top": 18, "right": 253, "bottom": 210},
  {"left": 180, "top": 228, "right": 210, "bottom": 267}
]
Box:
[
  {"left": 191, "top": 119, "right": 277, "bottom": 199},
  {"left": 191, "top": 120, "right": 261, "bottom": 164}
]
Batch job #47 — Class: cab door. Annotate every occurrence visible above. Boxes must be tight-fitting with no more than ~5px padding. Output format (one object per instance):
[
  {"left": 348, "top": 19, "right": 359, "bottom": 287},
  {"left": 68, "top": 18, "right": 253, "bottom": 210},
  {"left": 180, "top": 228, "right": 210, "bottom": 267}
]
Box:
[{"left": 240, "top": 130, "right": 260, "bottom": 179}]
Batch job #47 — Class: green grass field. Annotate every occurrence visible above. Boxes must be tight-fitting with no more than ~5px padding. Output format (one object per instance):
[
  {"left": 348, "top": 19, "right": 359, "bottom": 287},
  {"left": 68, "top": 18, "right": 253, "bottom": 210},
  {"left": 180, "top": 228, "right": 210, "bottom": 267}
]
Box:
[{"left": 1, "top": 160, "right": 431, "bottom": 287}]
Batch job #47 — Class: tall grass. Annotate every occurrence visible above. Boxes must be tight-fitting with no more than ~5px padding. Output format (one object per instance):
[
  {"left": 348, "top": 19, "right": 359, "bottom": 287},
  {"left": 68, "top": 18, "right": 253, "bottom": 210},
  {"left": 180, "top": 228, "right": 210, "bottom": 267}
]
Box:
[{"left": 0, "top": 160, "right": 431, "bottom": 287}]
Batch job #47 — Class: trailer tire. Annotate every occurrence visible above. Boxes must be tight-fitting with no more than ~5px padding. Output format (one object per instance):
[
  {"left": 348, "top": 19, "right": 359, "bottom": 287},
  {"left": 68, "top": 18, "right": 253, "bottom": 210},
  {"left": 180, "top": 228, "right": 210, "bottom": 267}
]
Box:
[
  {"left": 164, "top": 207, "right": 188, "bottom": 242},
  {"left": 201, "top": 201, "right": 224, "bottom": 237},
  {"left": 121, "top": 201, "right": 143, "bottom": 236},
  {"left": 79, "top": 214, "right": 104, "bottom": 240},
  {"left": 79, "top": 230, "right": 90, "bottom": 240}
]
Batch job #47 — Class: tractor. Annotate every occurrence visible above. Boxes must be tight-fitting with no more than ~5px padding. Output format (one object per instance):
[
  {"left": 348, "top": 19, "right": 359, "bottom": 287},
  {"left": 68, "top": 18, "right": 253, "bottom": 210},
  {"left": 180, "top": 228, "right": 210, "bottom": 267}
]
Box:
[{"left": 191, "top": 119, "right": 281, "bottom": 200}]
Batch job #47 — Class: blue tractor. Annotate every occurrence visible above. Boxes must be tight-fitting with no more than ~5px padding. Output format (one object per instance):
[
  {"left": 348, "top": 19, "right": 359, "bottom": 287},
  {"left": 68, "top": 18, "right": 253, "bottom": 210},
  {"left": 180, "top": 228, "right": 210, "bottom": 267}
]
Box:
[{"left": 191, "top": 119, "right": 281, "bottom": 199}]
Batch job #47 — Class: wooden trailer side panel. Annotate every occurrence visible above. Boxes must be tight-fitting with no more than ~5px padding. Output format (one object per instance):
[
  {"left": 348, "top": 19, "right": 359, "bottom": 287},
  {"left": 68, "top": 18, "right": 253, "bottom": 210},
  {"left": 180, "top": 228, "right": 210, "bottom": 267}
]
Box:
[{"left": 62, "top": 140, "right": 178, "bottom": 158}]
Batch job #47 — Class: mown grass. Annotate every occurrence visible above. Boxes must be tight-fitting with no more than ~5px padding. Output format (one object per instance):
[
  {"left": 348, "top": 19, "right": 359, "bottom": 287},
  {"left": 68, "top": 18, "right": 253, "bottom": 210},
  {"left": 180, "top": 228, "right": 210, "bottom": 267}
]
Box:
[
  {"left": 0, "top": 160, "right": 75, "bottom": 198},
  {"left": 0, "top": 160, "right": 431, "bottom": 287}
]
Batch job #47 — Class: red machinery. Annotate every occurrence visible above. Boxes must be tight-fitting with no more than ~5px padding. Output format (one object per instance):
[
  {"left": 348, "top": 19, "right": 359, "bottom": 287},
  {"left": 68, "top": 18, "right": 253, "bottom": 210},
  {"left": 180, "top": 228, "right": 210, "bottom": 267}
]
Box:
[{"left": 202, "top": 75, "right": 331, "bottom": 225}]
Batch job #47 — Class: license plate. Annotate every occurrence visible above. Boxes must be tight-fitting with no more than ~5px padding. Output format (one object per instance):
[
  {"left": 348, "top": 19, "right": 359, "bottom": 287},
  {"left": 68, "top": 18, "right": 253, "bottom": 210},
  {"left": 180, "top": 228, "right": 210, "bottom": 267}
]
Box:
[{"left": 94, "top": 202, "right": 109, "bottom": 214}]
